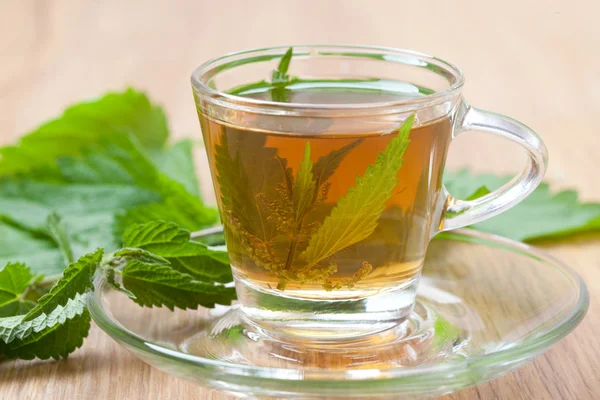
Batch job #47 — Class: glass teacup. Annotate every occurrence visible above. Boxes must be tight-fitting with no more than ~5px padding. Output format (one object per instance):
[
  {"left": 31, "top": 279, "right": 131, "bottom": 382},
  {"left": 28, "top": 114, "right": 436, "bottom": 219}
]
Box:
[{"left": 191, "top": 45, "right": 547, "bottom": 339}]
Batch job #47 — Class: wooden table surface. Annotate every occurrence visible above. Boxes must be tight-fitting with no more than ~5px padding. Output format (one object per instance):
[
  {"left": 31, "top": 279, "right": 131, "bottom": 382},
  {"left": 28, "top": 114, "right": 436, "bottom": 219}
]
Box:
[{"left": 0, "top": 1, "right": 598, "bottom": 399}]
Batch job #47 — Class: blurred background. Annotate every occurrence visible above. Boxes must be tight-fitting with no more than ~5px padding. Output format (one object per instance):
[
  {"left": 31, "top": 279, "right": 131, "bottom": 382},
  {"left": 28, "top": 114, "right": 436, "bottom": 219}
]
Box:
[
  {"left": 2, "top": 0, "right": 598, "bottom": 202},
  {"left": 1, "top": 1, "right": 599, "bottom": 399}
]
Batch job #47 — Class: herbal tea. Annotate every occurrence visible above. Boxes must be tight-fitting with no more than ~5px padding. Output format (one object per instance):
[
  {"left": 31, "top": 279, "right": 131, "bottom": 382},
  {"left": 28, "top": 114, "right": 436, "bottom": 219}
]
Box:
[{"left": 199, "top": 90, "right": 451, "bottom": 300}]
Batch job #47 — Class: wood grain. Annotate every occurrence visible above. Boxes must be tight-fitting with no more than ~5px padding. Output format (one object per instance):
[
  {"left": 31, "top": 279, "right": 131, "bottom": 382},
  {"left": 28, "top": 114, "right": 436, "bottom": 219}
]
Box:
[{"left": 0, "top": 0, "right": 598, "bottom": 398}]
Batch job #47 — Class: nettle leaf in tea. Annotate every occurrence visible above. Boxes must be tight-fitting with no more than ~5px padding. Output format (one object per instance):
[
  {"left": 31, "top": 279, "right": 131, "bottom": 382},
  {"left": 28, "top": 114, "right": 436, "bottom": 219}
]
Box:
[
  {"left": 271, "top": 47, "right": 293, "bottom": 102},
  {"left": 301, "top": 116, "right": 413, "bottom": 268},
  {"left": 212, "top": 113, "right": 416, "bottom": 291},
  {"left": 293, "top": 143, "right": 317, "bottom": 224},
  {"left": 227, "top": 47, "right": 296, "bottom": 102}
]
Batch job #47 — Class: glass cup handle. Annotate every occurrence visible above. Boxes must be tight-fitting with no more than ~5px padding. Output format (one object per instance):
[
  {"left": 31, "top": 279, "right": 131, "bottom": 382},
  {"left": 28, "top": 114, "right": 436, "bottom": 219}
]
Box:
[{"left": 441, "top": 103, "right": 548, "bottom": 231}]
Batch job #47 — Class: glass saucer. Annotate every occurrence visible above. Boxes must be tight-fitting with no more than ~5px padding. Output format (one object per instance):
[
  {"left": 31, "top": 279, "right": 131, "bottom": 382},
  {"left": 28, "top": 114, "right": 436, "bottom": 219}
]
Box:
[{"left": 88, "top": 229, "right": 588, "bottom": 399}]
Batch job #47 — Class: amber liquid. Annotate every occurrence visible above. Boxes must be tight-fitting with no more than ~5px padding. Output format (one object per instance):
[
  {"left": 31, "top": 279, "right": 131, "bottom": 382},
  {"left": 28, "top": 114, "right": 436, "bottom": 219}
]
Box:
[{"left": 200, "top": 89, "right": 451, "bottom": 299}]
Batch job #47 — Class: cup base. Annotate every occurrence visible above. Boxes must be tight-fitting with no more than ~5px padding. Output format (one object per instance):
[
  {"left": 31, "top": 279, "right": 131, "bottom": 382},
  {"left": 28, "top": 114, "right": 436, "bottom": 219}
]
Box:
[
  {"left": 178, "top": 274, "right": 449, "bottom": 369},
  {"left": 233, "top": 274, "right": 420, "bottom": 340},
  {"left": 181, "top": 300, "right": 467, "bottom": 370}
]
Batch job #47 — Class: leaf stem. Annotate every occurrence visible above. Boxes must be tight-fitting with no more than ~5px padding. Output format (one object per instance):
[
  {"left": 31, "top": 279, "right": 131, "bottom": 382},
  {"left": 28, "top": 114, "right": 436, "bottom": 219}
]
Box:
[
  {"left": 46, "top": 212, "right": 75, "bottom": 265},
  {"left": 283, "top": 203, "right": 309, "bottom": 273},
  {"left": 283, "top": 236, "right": 298, "bottom": 271}
]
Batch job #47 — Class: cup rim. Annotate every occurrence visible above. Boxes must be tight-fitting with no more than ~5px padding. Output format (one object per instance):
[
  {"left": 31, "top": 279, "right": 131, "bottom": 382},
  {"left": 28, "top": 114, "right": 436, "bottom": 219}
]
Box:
[{"left": 191, "top": 44, "right": 465, "bottom": 116}]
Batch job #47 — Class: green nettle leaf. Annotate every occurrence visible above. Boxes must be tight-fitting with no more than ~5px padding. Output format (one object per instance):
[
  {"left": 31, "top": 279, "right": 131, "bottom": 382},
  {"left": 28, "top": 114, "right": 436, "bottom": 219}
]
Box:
[
  {"left": 152, "top": 139, "right": 201, "bottom": 197},
  {"left": 433, "top": 314, "right": 462, "bottom": 349},
  {"left": 122, "top": 220, "right": 200, "bottom": 255},
  {"left": 0, "top": 263, "right": 38, "bottom": 317},
  {"left": 443, "top": 170, "right": 506, "bottom": 201},
  {"left": 165, "top": 254, "right": 231, "bottom": 283},
  {"left": 0, "top": 88, "right": 168, "bottom": 177},
  {"left": 227, "top": 79, "right": 272, "bottom": 96},
  {"left": 112, "top": 248, "right": 170, "bottom": 266},
  {"left": 214, "top": 134, "right": 255, "bottom": 235},
  {"left": 0, "top": 179, "right": 155, "bottom": 277},
  {"left": 311, "top": 139, "right": 363, "bottom": 188},
  {"left": 444, "top": 170, "right": 600, "bottom": 241},
  {"left": 227, "top": 78, "right": 383, "bottom": 97},
  {"left": 271, "top": 47, "right": 293, "bottom": 86},
  {"left": 115, "top": 176, "right": 218, "bottom": 235},
  {"left": 293, "top": 142, "right": 316, "bottom": 223},
  {"left": 301, "top": 115, "right": 414, "bottom": 266},
  {"left": 465, "top": 186, "right": 491, "bottom": 201},
  {"left": 121, "top": 260, "right": 235, "bottom": 310},
  {"left": 0, "top": 197, "right": 51, "bottom": 235},
  {"left": 105, "top": 266, "right": 136, "bottom": 299},
  {"left": 58, "top": 89, "right": 169, "bottom": 150},
  {"left": 215, "top": 129, "right": 288, "bottom": 242},
  {"left": 0, "top": 222, "right": 64, "bottom": 279},
  {"left": 23, "top": 249, "right": 103, "bottom": 321},
  {"left": 0, "top": 89, "right": 214, "bottom": 278},
  {"left": 1, "top": 310, "right": 91, "bottom": 361},
  {"left": 271, "top": 47, "right": 293, "bottom": 102},
  {"left": 0, "top": 293, "right": 90, "bottom": 360},
  {"left": 0, "top": 138, "right": 159, "bottom": 276},
  {"left": 121, "top": 221, "right": 232, "bottom": 283},
  {"left": 276, "top": 47, "right": 293, "bottom": 77},
  {"left": 0, "top": 219, "right": 235, "bottom": 360},
  {"left": 0, "top": 133, "right": 216, "bottom": 277}
]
